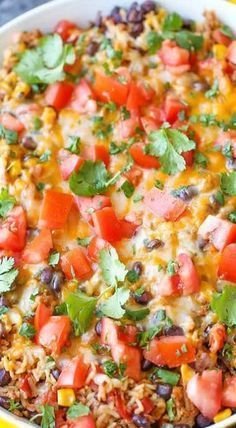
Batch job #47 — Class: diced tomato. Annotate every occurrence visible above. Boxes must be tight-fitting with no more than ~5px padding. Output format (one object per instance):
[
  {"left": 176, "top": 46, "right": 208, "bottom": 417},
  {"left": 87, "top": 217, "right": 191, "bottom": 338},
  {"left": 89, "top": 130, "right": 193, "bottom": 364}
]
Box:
[
  {"left": 93, "top": 71, "right": 129, "bottom": 106},
  {"left": 118, "top": 109, "right": 141, "bottom": 139},
  {"left": 182, "top": 150, "right": 194, "bottom": 167},
  {"left": 164, "top": 95, "right": 188, "bottom": 124},
  {"left": 177, "top": 253, "right": 200, "bottom": 295},
  {"left": 144, "top": 188, "right": 187, "bottom": 222},
  {"left": 144, "top": 336, "right": 196, "bottom": 368},
  {"left": 0, "top": 113, "right": 24, "bottom": 132},
  {"left": 101, "top": 317, "right": 119, "bottom": 345},
  {"left": 45, "top": 82, "right": 74, "bottom": 110},
  {"left": 209, "top": 324, "right": 227, "bottom": 353},
  {"left": 187, "top": 370, "right": 222, "bottom": 420},
  {"left": 92, "top": 207, "right": 122, "bottom": 242},
  {"left": 37, "top": 316, "right": 71, "bottom": 354},
  {"left": 129, "top": 142, "right": 160, "bottom": 169},
  {"left": 222, "top": 376, "right": 236, "bottom": 407},
  {"left": 227, "top": 40, "right": 236, "bottom": 65},
  {"left": 34, "top": 302, "right": 52, "bottom": 333},
  {"left": 218, "top": 243, "right": 236, "bottom": 283},
  {"left": 112, "top": 390, "right": 131, "bottom": 421},
  {"left": 215, "top": 131, "right": 236, "bottom": 158},
  {"left": 124, "top": 165, "right": 143, "bottom": 186},
  {"left": 157, "top": 273, "right": 181, "bottom": 296},
  {"left": 61, "top": 248, "right": 93, "bottom": 281},
  {"left": 39, "top": 189, "right": 73, "bottom": 230},
  {"left": 119, "top": 219, "right": 138, "bottom": 239},
  {"left": 41, "top": 389, "right": 58, "bottom": 406},
  {"left": 68, "top": 80, "right": 97, "bottom": 114},
  {"left": 57, "top": 356, "right": 89, "bottom": 389},
  {"left": 22, "top": 229, "right": 53, "bottom": 264},
  {"left": 58, "top": 149, "right": 84, "bottom": 180},
  {"left": 82, "top": 144, "right": 110, "bottom": 167},
  {"left": 0, "top": 206, "right": 27, "bottom": 252},
  {"left": 74, "top": 195, "right": 111, "bottom": 223},
  {"left": 69, "top": 414, "right": 96, "bottom": 428},
  {"left": 126, "top": 81, "right": 155, "bottom": 111},
  {"left": 112, "top": 342, "right": 141, "bottom": 381},
  {"left": 54, "top": 20, "right": 77, "bottom": 41},
  {"left": 87, "top": 236, "right": 108, "bottom": 262},
  {"left": 198, "top": 215, "right": 236, "bottom": 251},
  {"left": 213, "top": 29, "right": 232, "bottom": 47},
  {"left": 159, "top": 40, "right": 190, "bottom": 68},
  {"left": 118, "top": 325, "right": 138, "bottom": 345},
  {"left": 19, "top": 375, "right": 33, "bottom": 398},
  {"left": 141, "top": 397, "right": 154, "bottom": 414},
  {"left": 55, "top": 409, "right": 67, "bottom": 428}
]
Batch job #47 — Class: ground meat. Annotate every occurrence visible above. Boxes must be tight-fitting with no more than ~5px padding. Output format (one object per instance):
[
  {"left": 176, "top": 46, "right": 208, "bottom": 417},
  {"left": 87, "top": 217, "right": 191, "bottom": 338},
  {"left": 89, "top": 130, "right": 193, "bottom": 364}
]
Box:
[{"left": 172, "top": 386, "right": 198, "bottom": 426}]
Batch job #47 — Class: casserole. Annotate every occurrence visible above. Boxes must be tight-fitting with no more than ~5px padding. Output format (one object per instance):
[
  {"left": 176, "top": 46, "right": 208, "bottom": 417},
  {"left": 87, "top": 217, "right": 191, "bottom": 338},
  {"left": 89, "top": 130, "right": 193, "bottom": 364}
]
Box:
[{"left": 0, "top": 0, "right": 235, "bottom": 427}]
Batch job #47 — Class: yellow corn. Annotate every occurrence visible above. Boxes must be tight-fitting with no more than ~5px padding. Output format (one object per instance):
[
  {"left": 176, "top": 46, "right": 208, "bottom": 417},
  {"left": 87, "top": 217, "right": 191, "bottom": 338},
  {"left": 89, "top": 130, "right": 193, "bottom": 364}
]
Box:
[
  {"left": 57, "top": 388, "right": 76, "bottom": 407},
  {"left": 213, "top": 44, "right": 227, "bottom": 61},
  {"left": 9, "top": 160, "right": 21, "bottom": 178},
  {"left": 42, "top": 107, "right": 57, "bottom": 126},
  {"left": 213, "top": 409, "right": 232, "bottom": 423},
  {"left": 13, "top": 81, "right": 30, "bottom": 99},
  {"left": 181, "top": 364, "right": 195, "bottom": 385}
]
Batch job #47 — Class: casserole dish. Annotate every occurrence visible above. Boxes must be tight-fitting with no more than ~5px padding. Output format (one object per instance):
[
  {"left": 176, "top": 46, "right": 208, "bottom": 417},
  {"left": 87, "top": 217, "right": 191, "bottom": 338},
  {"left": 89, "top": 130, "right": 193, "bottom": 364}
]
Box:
[{"left": 0, "top": 0, "right": 235, "bottom": 427}]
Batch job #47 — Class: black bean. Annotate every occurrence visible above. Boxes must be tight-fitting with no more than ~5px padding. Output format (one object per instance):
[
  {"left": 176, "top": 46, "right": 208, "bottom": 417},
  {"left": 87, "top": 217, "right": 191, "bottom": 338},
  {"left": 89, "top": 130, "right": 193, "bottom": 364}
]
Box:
[
  {"left": 182, "top": 19, "right": 195, "bottom": 30},
  {"left": 127, "top": 2, "right": 144, "bottom": 23},
  {"left": 226, "top": 158, "right": 236, "bottom": 171},
  {"left": 164, "top": 325, "right": 184, "bottom": 336},
  {"left": 132, "top": 414, "right": 150, "bottom": 428},
  {"left": 195, "top": 414, "right": 212, "bottom": 428},
  {"left": 133, "top": 261, "right": 143, "bottom": 276},
  {"left": 141, "top": 358, "right": 154, "bottom": 371},
  {"left": 40, "top": 267, "right": 53, "bottom": 284},
  {"left": 0, "top": 295, "right": 8, "bottom": 307},
  {"left": 197, "top": 237, "right": 208, "bottom": 251},
  {"left": 50, "top": 271, "right": 64, "bottom": 293},
  {"left": 21, "top": 136, "right": 37, "bottom": 151},
  {"left": 141, "top": 1, "right": 156, "bottom": 13},
  {"left": 95, "top": 320, "right": 102, "bottom": 336},
  {"left": 156, "top": 383, "right": 172, "bottom": 400},
  {"left": 0, "top": 396, "right": 10, "bottom": 410},
  {"left": 144, "top": 239, "right": 163, "bottom": 251},
  {"left": 174, "top": 425, "right": 191, "bottom": 428},
  {"left": 86, "top": 42, "right": 99, "bottom": 56},
  {"left": 110, "top": 6, "right": 124, "bottom": 24},
  {"left": 130, "top": 22, "right": 144, "bottom": 38},
  {"left": 134, "top": 291, "right": 152, "bottom": 305},
  {"left": 192, "top": 80, "right": 210, "bottom": 92},
  {"left": 51, "top": 368, "right": 61, "bottom": 380},
  {"left": 174, "top": 185, "right": 198, "bottom": 201},
  {"left": 0, "top": 369, "right": 11, "bottom": 387}
]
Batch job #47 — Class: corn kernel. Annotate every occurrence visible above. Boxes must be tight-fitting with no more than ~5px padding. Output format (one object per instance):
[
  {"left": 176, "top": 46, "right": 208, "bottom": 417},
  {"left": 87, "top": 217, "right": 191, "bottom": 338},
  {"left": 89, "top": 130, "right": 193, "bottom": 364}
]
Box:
[
  {"left": 57, "top": 389, "right": 76, "bottom": 407},
  {"left": 9, "top": 160, "right": 21, "bottom": 178},
  {"left": 181, "top": 364, "right": 195, "bottom": 385},
  {"left": 213, "top": 44, "right": 227, "bottom": 60},
  {"left": 42, "top": 107, "right": 57, "bottom": 126},
  {"left": 213, "top": 409, "right": 232, "bottom": 423},
  {"left": 13, "top": 82, "right": 30, "bottom": 99}
]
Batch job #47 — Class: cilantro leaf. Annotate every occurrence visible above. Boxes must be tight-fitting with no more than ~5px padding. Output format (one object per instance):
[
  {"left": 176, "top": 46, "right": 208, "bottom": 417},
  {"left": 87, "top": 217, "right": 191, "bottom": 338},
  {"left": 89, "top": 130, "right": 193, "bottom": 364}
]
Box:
[
  {"left": 147, "top": 31, "right": 163, "bottom": 54},
  {"left": 0, "top": 257, "right": 18, "bottom": 293},
  {"left": 125, "top": 306, "right": 150, "bottom": 321},
  {"left": 69, "top": 160, "right": 109, "bottom": 197},
  {"left": 174, "top": 31, "right": 203, "bottom": 51},
  {"left": 211, "top": 285, "right": 236, "bottom": 326},
  {"left": 145, "top": 129, "right": 195, "bottom": 175},
  {"left": 220, "top": 172, "right": 236, "bottom": 196},
  {"left": 99, "top": 248, "right": 128, "bottom": 287},
  {"left": 228, "top": 211, "right": 236, "bottom": 223},
  {"left": 221, "top": 25, "right": 234, "bottom": 40},
  {"left": 0, "top": 124, "right": 18, "bottom": 145},
  {"left": 162, "top": 13, "right": 183, "bottom": 32},
  {"left": 67, "top": 403, "right": 90, "bottom": 420},
  {"left": 194, "top": 151, "right": 208, "bottom": 168},
  {"left": 19, "top": 322, "right": 36, "bottom": 339},
  {"left": 205, "top": 80, "right": 219, "bottom": 99},
  {"left": 109, "top": 141, "right": 127, "bottom": 155},
  {"left": 77, "top": 237, "right": 92, "bottom": 247},
  {"left": 49, "top": 251, "right": 60, "bottom": 267},
  {"left": 100, "top": 287, "right": 130, "bottom": 319},
  {"left": 0, "top": 188, "right": 15, "bottom": 218},
  {"left": 14, "top": 34, "right": 75, "bottom": 85},
  {"left": 0, "top": 306, "right": 8, "bottom": 316},
  {"left": 40, "top": 404, "right": 55, "bottom": 428},
  {"left": 120, "top": 180, "right": 135, "bottom": 198},
  {"left": 66, "top": 136, "right": 81, "bottom": 154},
  {"left": 66, "top": 290, "right": 97, "bottom": 336}
]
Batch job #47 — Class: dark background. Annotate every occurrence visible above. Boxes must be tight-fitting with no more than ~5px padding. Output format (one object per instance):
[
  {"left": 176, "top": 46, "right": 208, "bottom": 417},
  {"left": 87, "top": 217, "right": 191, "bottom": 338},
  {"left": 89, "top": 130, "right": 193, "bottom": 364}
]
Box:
[{"left": 0, "top": 0, "right": 50, "bottom": 25}]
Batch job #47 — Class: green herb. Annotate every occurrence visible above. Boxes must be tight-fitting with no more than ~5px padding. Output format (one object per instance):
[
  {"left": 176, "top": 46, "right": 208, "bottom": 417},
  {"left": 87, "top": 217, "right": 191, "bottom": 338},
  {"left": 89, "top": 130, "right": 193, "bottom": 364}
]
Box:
[
  {"left": 19, "top": 322, "right": 36, "bottom": 339},
  {"left": 120, "top": 180, "right": 135, "bottom": 198},
  {"left": 40, "top": 404, "right": 55, "bottom": 428},
  {"left": 145, "top": 129, "right": 195, "bottom": 175},
  {"left": 9, "top": 400, "right": 21, "bottom": 412},
  {"left": 99, "top": 248, "right": 128, "bottom": 287},
  {"left": 228, "top": 210, "right": 236, "bottom": 223},
  {"left": 215, "top": 190, "right": 225, "bottom": 206},
  {"left": 103, "top": 360, "right": 117, "bottom": 378},
  {"left": 211, "top": 285, "right": 236, "bottom": 326},
  {"left": 100, "top": 287, "right": 130, "bottom": 319},
  {"left": 174, "top": 31, "right": 203, "bottom": 51},
  {"left": 36, "top": 182, "right": 45, "bottom": 192},
  {"left": 125, "top": 306, "right": 150, "bottom": 321},
  {"left": 166, "top": 398, "right": 175, "bottom": 422},
  {"left": 0, "top": 306, "right": 8, "bottom": 316},
  {"left": 33, "top": 116, "right": 42, "bottom": 131},
  {"left": 109, "top": 141, "right": 127, "bottom": 155},
  {"left": 134, "top": 286, "right": 145, "bottom": 297},
  {"left": 69, "top": 160, "right": 109, "bottom": 197},
  {"left": 0, "top": 124, "right": 18, "bottom": 145},
  {"left": 154, "top": 179, "right": 164, "bottom": 190},
  {"left": 152, "top": 368, "right": 180, "bottom": 386},
  {"left": 133, "top": 194, "right": 143, "bottom": 203},
  {"left": 167, "top": 260, "right": 178, "bottom": 276},
  {"left": 66, "top": 290, "right": 97, "bottom": 336},
  {"left": 39, "top": 149, "right": 51, "bottom": 163},
  {"left": 222, "top": 142, "right": 233, "bottom": 159},
  {"left": 54, "top": 302, "right": 68, "bottom": 315},
  {"left": 49, "top": 251, "right": 60, "bottom": 267},
  {"left": 147, "top": 31, "right": 163, "bottom": 54},
  {"left": 67, "top": 403, "right": 90, "bottom": 420},
  {"left": 194, "top": 151, "right": 208, "bottom": 168},
  {"left": 205, "top": 80, "right": 219, "bottom": 99},
  {"left": 77, "top": 236, "right": 92, "bottom": 247},
  {"left": 120, "top": 106, "right": 131, "bottom": 121},
  {"left": 138, "top": 325, "right": 162, "bottom": 347},
  {"left": 221, "top": 25, "right": 234, "bottom": 40},
  {"left": 126, "top": 269, "right": 140, "bottom": 283},
  {"left": 0, "top": 257, "right": 18, "bottom": 293},
  {"left": 104, "top": 40, "right": 123, "bottom": 67},
  {"left": 220, "top": 172, "right": 236, "bottom": 196},
  {"left": 222, "top": 343, "right": 233, "bottom": 360},
  {"left": 66, "top": 136, "right": 81, "bottom": 154},
  {"left": 30, "top": 288, "right": 39, "bottom": 301},
  {"left": 14, "top": 34, "right": 75, "bottom": 85},
  {"left": 163, "top": 13, "right": 183, "bottom": 32},
  {"left": 45, "top": 356, "right": 56, "bottom": 370},
  {"left": 103, "top": 102, "right": 117, "bottom": 112},
  {"left": 0, "top": 188, "right": 16, "bottom": 218}
]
